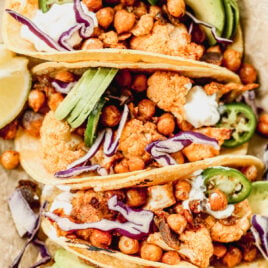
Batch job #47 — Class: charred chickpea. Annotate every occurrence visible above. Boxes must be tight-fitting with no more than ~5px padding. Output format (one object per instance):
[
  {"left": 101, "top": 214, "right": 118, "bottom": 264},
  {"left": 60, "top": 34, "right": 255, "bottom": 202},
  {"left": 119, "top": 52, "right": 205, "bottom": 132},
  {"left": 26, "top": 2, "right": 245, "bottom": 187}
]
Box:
[
  {"left": 54, "top": 70, "right": 75, "bottom": 83},
  {"left": 128, "top": 157, "right": 145, "bottom": 172},
  {"left": 82, "top": 38, "right": 104, "bottom": 50},
  {"left": 174, "top": 180, "right": 191, "bottom": 201},
  {"left": 120, "top": 0, "right": 135, "bottom": 6},
  {"left": 115, "top": 70, "right": 132, "bottom": 87},
  {"left": 157, "top": 113, "right": 175, "bottom": 136},
  {"left": 101, "top": 105, "right": 121, "bottom": 127},
  {"left": 114, "top": 10, "right": 136, "bottom": 34},
  {"left": 28, "top": 90, "right": 46, "bottom": 112},
  {"left": 118, "top": 236, "right": 139, "bottom": 254},
  {"left": 96, "top": 7, "right": 114, "bottom": 29},
  {"left": 133, "top": 1, "right": 147, "bottom": 17},
  {"left": 208, "top": 189, "right": 228, "bottom": 211},
  {"left": 257, "top": 113, "right": 268, "bottom": 137},
  {"left": 114, "top": 159, "right": 130, "bottom": 173},
  {"left": 239, "top": 63, "right": 257, "bottom": 84},
  {"left": 131, "top": 74, "right": 147, "bottom": 92},
  {"left": 213, "top": 243, "right": 227, "bottom": 258},
  {"left": 167, "top": 0, "right": 185, "bottom": 18},
  {"left": 222, "top": 247, "right": 242, "bottom": 267},
  {"left": 0, "top": 150, "right": 20, "bottom": 170},
  {"left": 22, "top": 111, "right": 44, "bottom": 138},
  {"left": 167, "top": 214, "right": 187, "bottom": 234},
  {"left": 243, "top": 247, "right": 257, "bottom": 262},
  {"left": 140, "top": 242, "right": 163, "bottom": 262},
  {"left": 0, "top": 120, "right": 18, "bottom": 140},
  {"left": 137, "top": 99, "right": 156, "bottom": 120},
  {"left": 240, "top": 165, "right": 258, "bottom": 181},
  {"left": 82, "top": 0, "right": 102, "bottom": 11},
  {"left": 161, "top": 251, "right": 181, "bottom": 265},
  {"left": 126, "top": 188, "right": 147, "bottom": 207},
  {"left": 222, "top": 49, "right": 242, "bottom": 72},
  {"left": 90, "top": 229, "right": 112, "bottom": 248},
  {"left": 48, "top": 93, "right": 64, "bottom": 111}
]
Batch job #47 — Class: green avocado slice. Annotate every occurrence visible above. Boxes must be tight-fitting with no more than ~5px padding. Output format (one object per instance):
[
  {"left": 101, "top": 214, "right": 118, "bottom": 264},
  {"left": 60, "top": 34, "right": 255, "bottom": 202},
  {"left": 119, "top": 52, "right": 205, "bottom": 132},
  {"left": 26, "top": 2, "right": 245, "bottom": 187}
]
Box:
[
  {"left": 185, "top": 0, "right": 225, "bottom": 45},
  {"left": 223, "top": 0, "right": 239, "bottom": 39}
]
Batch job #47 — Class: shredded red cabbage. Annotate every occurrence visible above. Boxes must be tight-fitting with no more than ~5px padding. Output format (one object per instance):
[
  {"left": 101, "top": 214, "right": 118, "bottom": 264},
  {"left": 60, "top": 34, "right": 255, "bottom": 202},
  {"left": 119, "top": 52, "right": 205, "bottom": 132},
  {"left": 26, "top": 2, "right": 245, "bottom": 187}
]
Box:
[
  {"left": 186, "top": 11, "right": 233, "bottom": 44},
  {"left": 236, "top": 90, "right": 259, "bottom": 117},
  {"left": 58, "top": 24, "right": 82, "bottom": 51},
  {"left": 5, "top": 9, "right": 67, "bottom": 51},
  {"left": 146, "top": 131, "right": 219, "bottom": 166},
  {"left": 251, "top": 214, "right": 268, "bottom": 260},
  {"left": 11, "top": 202, "right": 51, "bottom": 268},
  {"left": 51, "top": 79, "right": 77, "bottom": 94},
  {"left": 45, "top": 195, "right": 153, "bottom": 239}
]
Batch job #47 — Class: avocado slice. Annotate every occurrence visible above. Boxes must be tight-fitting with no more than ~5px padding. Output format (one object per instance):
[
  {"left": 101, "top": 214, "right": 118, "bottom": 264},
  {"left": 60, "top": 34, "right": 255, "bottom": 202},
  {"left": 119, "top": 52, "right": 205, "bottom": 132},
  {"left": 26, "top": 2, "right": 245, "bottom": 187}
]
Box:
[
  {"left": 50, "top": 248, "right": 93, "bottom": 268},
  {"left": 84, "top": 97, "right": 106, "bottom": 147},
  {"left": 67, "top": 68, "right": 118, "bottom": 128},
  {"left": 185, "top": 0, "right": 225, "bottom": 45}
]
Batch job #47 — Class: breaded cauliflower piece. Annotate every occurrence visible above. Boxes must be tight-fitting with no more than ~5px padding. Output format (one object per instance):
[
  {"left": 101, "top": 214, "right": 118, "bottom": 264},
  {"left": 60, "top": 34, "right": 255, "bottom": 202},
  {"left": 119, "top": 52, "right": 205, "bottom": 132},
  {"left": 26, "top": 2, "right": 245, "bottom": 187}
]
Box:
[
  {"left": 40, "top": 111, "right": 85, "bottom": 173},
  {"left": 118, "top": 119, "right": 164, "bottom": 161},
  {"left": 179, "top": 226, "right": 213, "bottom": 268},
  {"left": 130, "top": 22, "right": 204, "bottom": 60},
  {"left": 147, "top": 71, "right": 192, "bottom": 122}
]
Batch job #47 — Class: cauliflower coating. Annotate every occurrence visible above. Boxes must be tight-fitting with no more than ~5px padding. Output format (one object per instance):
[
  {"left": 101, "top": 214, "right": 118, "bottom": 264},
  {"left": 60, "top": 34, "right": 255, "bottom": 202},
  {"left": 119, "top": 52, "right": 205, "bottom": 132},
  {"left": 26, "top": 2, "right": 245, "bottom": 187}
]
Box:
[
  {"left": 118, "top": 119, "right": 164, "bottom": 161},
  {"left": 130, "top": 22, "right": 204, "bottom": 60},
  {"left": 147, "top": 71, "right": 192, "bottom": 122},
  {"left": 40, "top": 111, "right": 85, "bottom": 173},
  {"left": 178, "top": 226, "right": 213, "bottom": 268}
]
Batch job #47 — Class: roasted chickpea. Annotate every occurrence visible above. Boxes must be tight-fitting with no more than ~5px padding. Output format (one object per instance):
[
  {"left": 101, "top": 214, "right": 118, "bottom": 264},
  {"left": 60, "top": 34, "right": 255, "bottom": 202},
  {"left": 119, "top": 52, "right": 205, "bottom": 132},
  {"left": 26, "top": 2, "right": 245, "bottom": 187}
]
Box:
[
  {"left": 99, "top": 31, "right": 118, "bottom": 46},
  {"left": 240, "top": 165, "right": 258, "bottom": 181},
  {"left": 96, "top": 7, "right": 114, "bottom": 29},
  {"left": 239, "top": 63, "right": 257, "bottom": 84},
  {"left": 149, "top": 5, "right": 161, "bottom": 18},
  {"left": 131, "top": 74, "right": 147, "bottom": 92},
  {"left": 82, "top": 0, "right": 102, "bottom": 11},
  {"left": 115, "top": 70, "right": 132, "bottom": 87},
  {"left": 243, "top": 247, "right": 257, "bottom": 262},
  {"left": 131, "top": 15, "right": 154, "bottom": 37},
  {"left": 133, "top": 1, "right": 147, "bottom": 17},
  {"left": 167, "top": 214, "right": 187, "bottom": 234},
  {"left": 114, "top": 159, "right": 129, "bottom": 173},
  {"left": 48, "top": 93, "right": 64, "bottom": 111},
  {"left": 174, "top": 180, "right": 191, "bottom": 201},
  {"left": 137, "top": 99, "right": 155, "bottom": 120},
  {"left": 54, "top": 70, "right": 75, "bottom": 83},
  {"left": 128, "top": 157, "right": 145, "bottom": 172},
  {"left": 170, "top": 151, "right": 184, "bottom": 164},
  {"left": 213, "top": 243, "right": 227, "bottom": 258},
  {"left": 140, "top": 242, "right": 163, "bottom": 262},
  {"left": 157, "top": 113, "right": 175, "bottom": 136},
  {"left": 101, "top": 105, "right": 121, "bottom": 127},
  {"left": 161, "top": 251, "right": 181, "bottom": 265},
  {"left": 120, "top": 0, "right": 135, "bottom": 5},
  {"left": 222, "top": 247, "right": 242, "bottom": 267},
  {"left": 209, "top": 189, "right": 228, "bottom": 211},
  {"left": 257, "top": 113, "right": 268, "bottom": 137},
  {"left": 28, "top": 90, "right": 46, "bottom": 112},
  {"left": 222, "top": 49, "right": 242, "bottom": 72},
  {"left": 82, "top": 38, "right": 104, "bottom": 50},
  {"left": 167, "top": 0, "right": 185, "bottom": 18},
  {"left": 126, "top": 188, "right": 147, "bottom": 207},
  {"left": 0, "top": 120, "right": 18, "bottom": 140},
  {"left": 118, "top": 236, "right": 139, "bottom": 254},
  {"left": 114, "top": 10, "right": 136, "bottom": 34},
  {"left": 0, "top": 150, "right": 20, "bottom": 170},
  {"left": 207, "top": 45, "right": 222, "bottom": 54},
  {"left": 22, "top": 111, "right": 44, "bottom": 138},
  {"left": 90, "top": 229, "right": 112, "bottom": 248}
]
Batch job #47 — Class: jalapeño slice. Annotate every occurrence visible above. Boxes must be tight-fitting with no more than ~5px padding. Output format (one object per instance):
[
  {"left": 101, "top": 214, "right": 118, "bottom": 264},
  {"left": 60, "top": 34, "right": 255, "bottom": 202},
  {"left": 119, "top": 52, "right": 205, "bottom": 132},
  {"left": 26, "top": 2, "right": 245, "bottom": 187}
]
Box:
[
  {"left": 203, "top": 167, "right": 252, "bottom": 204},
  {"left": 217, "top": 102, "right": 256, "bottom": 148}
]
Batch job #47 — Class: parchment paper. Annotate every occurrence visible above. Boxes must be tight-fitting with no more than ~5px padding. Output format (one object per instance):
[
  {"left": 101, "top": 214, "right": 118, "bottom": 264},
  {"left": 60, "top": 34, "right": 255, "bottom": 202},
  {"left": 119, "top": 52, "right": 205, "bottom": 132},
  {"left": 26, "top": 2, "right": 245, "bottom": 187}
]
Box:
[{"left": 0, "top": 1, "right": 268, "bottom": 267}]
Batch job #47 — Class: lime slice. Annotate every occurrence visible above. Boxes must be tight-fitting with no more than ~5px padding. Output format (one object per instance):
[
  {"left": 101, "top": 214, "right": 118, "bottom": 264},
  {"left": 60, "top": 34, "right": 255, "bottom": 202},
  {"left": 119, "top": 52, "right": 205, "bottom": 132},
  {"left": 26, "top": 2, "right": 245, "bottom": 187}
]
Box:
[{"left": 0, "top": 45, "right": 31, "bottom": 128}]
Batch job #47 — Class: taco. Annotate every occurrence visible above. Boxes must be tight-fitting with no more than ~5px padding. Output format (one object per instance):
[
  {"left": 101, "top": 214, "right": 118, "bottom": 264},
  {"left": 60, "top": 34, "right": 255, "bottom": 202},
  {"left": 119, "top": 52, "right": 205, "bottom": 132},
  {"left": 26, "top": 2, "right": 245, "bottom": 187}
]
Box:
[
  {"left": 41, "top": 157, "right": 266, "bottom": 268},
  {"left": 2, "top": 0, "right": 242, "bottom": 65},
  {"left": 13, "top": 61, "right": 260, "bottom": 186}
]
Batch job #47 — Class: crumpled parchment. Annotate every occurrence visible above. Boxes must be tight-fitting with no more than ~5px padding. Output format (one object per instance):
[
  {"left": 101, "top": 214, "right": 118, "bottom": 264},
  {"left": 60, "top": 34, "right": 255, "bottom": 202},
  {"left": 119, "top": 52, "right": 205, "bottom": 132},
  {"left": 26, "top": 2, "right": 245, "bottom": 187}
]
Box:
[{"left": 0, "top": 0, "right": 268, "bottom": 267}]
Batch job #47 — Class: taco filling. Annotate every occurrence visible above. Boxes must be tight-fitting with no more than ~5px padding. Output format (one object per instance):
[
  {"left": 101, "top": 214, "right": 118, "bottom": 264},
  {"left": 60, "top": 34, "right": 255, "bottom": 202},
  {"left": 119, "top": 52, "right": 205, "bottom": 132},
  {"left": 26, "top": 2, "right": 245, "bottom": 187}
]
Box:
[
  {"left": 13, "top": 66, "right": 259, "bottom": 179},
  {"left": 43, "top": 166, "right": 261, "bottom": 267},
  {"left": 6, "top": 0, "right": 240, "bottom": 65}
]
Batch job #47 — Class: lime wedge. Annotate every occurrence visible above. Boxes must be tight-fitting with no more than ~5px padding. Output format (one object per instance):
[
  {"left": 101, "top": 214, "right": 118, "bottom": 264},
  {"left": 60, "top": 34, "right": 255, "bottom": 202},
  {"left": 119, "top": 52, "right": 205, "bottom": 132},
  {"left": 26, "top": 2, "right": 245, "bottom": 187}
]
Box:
[{"left": 0, "top": 45, "right": 31, "bottom": 129}]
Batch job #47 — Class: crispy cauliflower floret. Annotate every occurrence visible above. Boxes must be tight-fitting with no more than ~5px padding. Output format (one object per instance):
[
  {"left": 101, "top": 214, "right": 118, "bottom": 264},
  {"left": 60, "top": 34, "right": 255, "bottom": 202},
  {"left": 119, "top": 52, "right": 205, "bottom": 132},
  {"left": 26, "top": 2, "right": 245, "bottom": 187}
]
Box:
[
  {"left": 40, "top": 111, "right": 85, "bottom": 173},
  {"left": 182, "top": 127, "right": 232, "bottom": 162},
  {"left": 144, "top": 183, "right": 176, "bottom": 210},
  {"left": 118, "top": 119, "right": 164, "bottom": 161},
  {"left": 179, "top": 226, "right": 213, "bottom": 268},
  {"left": 130, "top": 22, "right": 204, "bottom": 60},
  {"left": 147, "top": 71, "right": 192, "bottom": 122}
]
